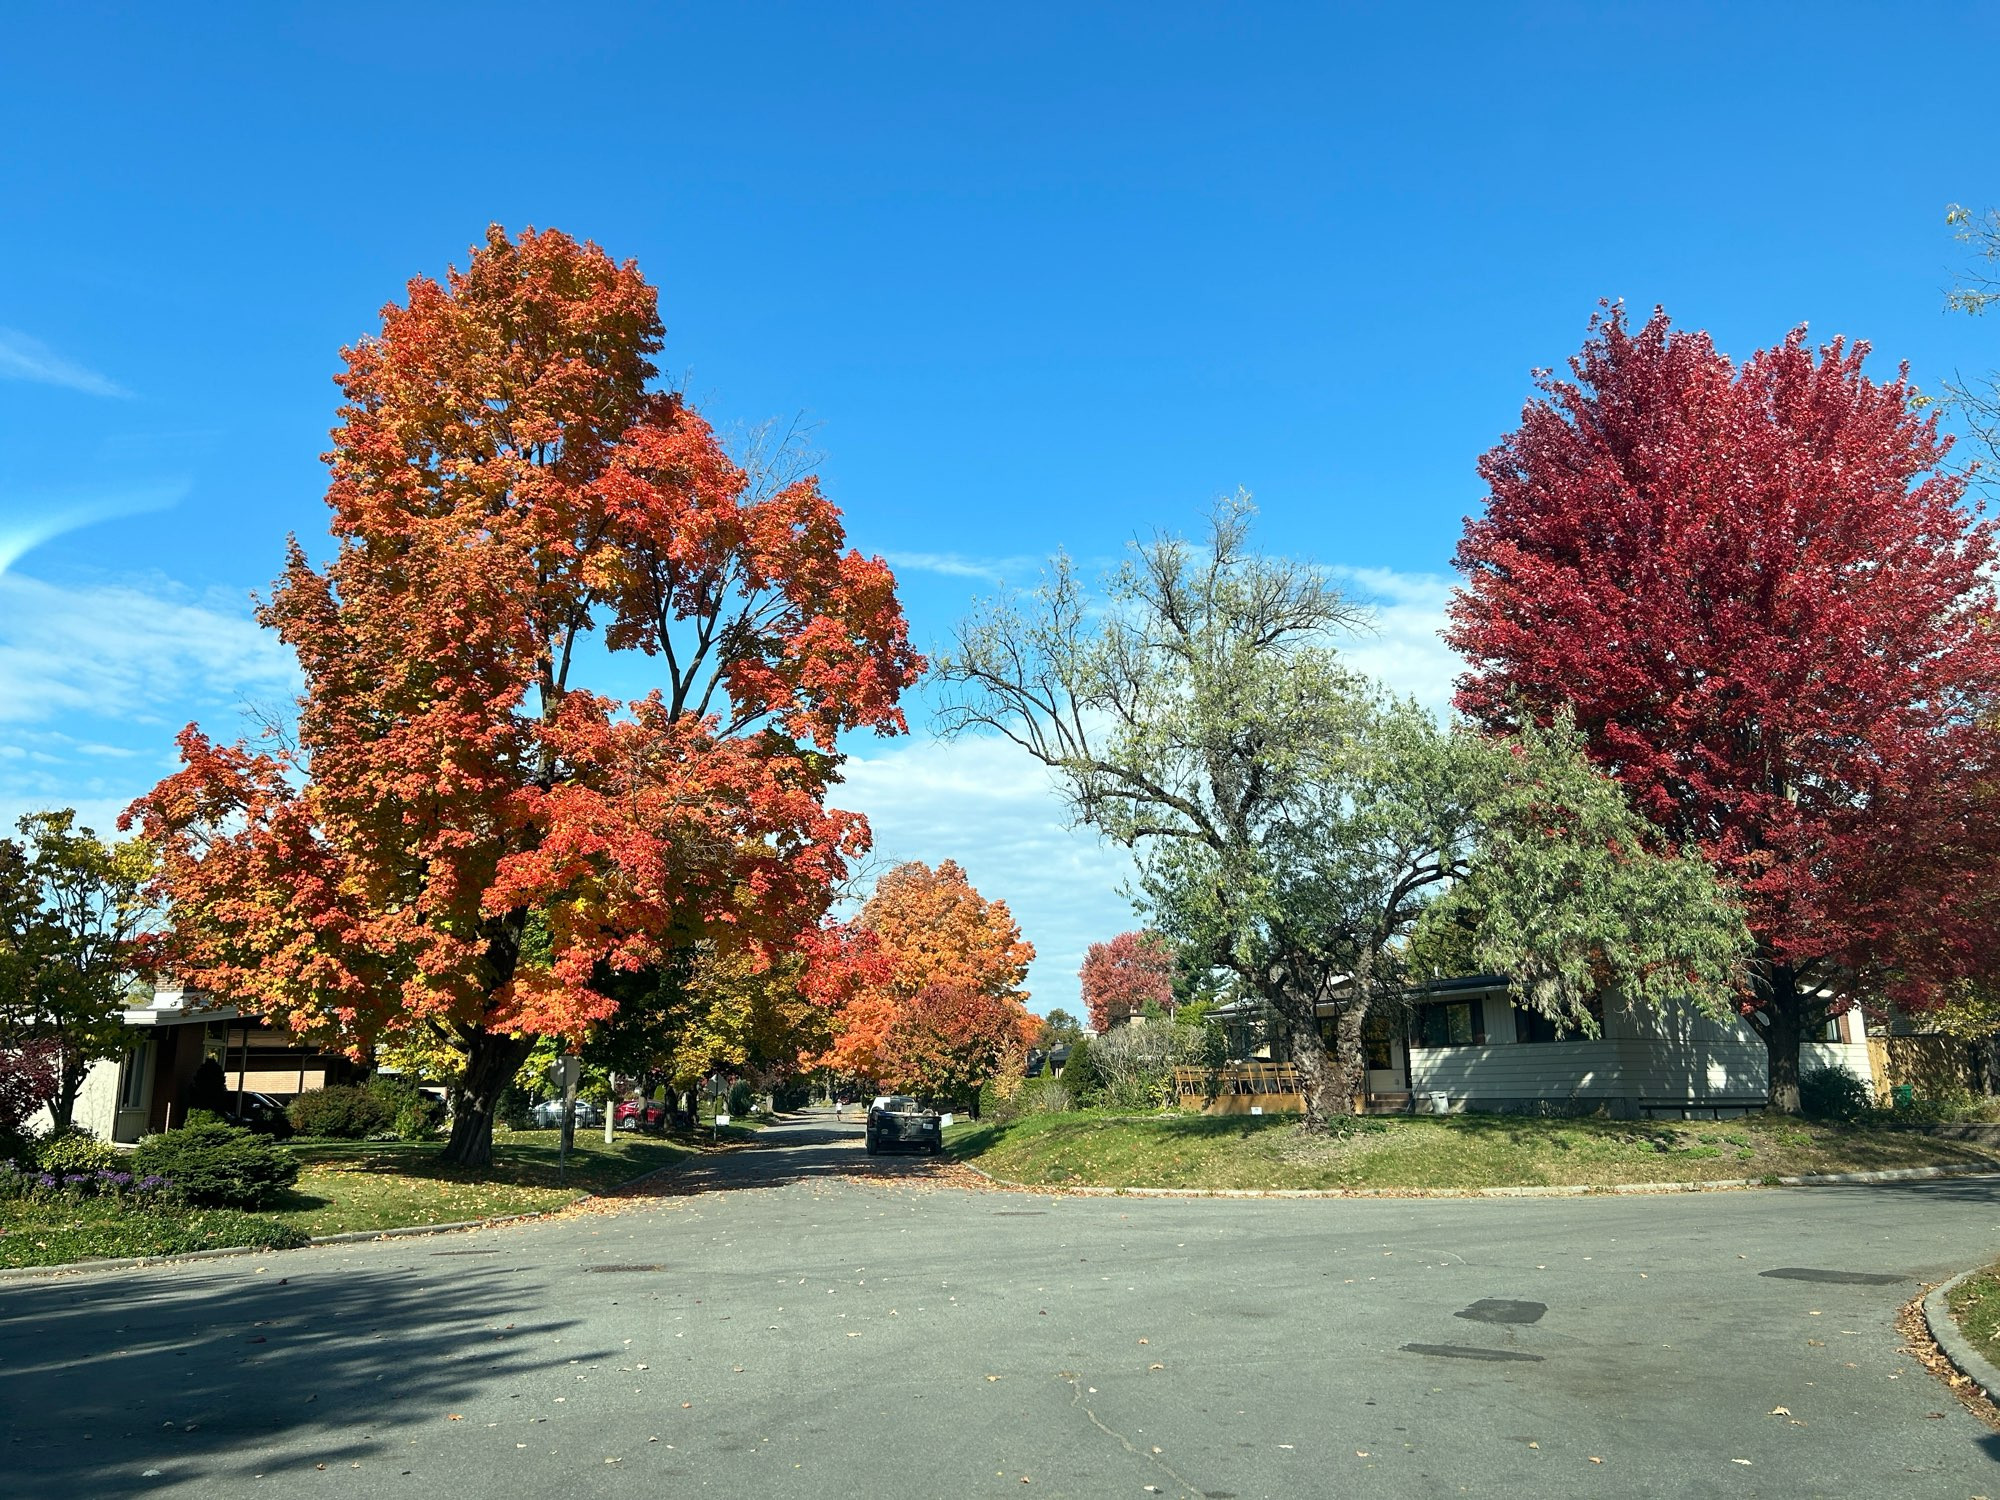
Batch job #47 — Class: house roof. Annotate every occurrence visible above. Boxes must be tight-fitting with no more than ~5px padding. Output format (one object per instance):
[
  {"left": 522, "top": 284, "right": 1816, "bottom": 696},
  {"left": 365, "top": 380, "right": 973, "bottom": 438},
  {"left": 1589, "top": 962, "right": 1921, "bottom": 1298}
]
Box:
[{"left": 120, "top": 986, "right": 241, "bottom": 1028}]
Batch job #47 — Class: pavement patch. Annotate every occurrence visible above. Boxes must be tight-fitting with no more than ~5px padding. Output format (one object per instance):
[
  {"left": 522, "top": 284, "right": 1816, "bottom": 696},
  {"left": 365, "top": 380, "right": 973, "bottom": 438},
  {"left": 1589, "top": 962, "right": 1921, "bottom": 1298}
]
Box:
[
  {"left": 1455, "top": 1299, "right": 1546, "bottom": 1325},
  {"left": 583, "top": 1263, "right": 666, "bottom": 1273},
  {"left": 1400, "top": 1343, "right": 1544, "bottom": 1363},
  {"left": 1759, "top": 1267, "right": 1910, "bottom": 1286}
]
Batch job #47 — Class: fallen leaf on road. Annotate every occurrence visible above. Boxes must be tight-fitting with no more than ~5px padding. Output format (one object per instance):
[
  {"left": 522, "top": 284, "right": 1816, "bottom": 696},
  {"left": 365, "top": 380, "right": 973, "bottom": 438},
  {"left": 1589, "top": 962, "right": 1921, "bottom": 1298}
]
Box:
[
  {"left": 1731, "top": 1459, "right": 1752, "bottom": 1466},
  {"left": 1149, "top": 1364, "right": 1163, "bottom": 1371},
  {"left": 1769, "top": 1406, "right": 1790, "bottom": 1416},
  {"left": 448, "top": 1415, "right": 462, "bottom": 1422},
  {"left": 1137, "top": 1338, "right": 1148, "bottom": 1345},
  {"left": 986, "top": 1375, "right": 1001, "bottom": 1382},
  {"left": 1527, "top": 1442, "right": 1539, "bottom": 1450},
  {"left": 1588, "top": 1457, "right": 1602, "bottom": 1464}
]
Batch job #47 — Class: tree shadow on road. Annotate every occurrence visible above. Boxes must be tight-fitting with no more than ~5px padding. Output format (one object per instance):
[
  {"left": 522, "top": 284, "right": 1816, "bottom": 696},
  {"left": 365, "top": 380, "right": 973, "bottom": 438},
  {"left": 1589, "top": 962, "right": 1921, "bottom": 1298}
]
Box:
[{"left": 0, "top": 1246, "right": 588, "bottom": 1499}]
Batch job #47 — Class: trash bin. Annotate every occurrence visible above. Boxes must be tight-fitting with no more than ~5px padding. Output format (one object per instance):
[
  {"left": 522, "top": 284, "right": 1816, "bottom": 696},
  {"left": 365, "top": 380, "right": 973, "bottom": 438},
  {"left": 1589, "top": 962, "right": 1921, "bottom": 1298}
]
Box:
[
  {"left": 1424, "top": 1091, "right": 1450, "bottom": 1115},
  {"left": 1892, "top": 1084, "right": 1915, "bottom": 1110}
]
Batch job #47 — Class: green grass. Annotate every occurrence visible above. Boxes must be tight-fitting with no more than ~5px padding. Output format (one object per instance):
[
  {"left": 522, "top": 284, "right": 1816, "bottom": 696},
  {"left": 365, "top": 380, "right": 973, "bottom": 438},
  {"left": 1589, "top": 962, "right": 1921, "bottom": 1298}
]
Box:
[
  {"left": 0, "top": 1200, "right": 306, "bottom": 1269},
  {"left": 1949, "top": 1263, "right": 2000, "bottom": 1360},
  {"left": 0, "top": 1128, "right": 702, "bottom": 1268},
  {"left": 269, "top": 1128, "right": 695, "bottom": 1237},
  {"left": 945, "top": 1110, "right": 2000, "bottom": 1192}
]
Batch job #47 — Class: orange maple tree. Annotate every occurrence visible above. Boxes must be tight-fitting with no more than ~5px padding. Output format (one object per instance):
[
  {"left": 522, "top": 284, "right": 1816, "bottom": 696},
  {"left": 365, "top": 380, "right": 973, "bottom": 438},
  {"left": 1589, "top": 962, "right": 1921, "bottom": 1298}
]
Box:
[
  {"left": 821, "top": 859, "right": 1035, "bottom": 1089},
  {"left": 126, "top": 226, "right": 922, "bottom": 1165}
]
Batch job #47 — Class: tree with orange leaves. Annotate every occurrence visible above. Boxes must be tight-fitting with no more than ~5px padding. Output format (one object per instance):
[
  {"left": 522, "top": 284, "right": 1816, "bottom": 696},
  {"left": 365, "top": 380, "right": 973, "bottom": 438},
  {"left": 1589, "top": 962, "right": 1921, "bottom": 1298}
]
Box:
[
  {"left": 126, "top": 226, "right": 922, "bottom": 1165},
  {"left": 822, "top": 860, "right": 1035, "bottom": 1090}
]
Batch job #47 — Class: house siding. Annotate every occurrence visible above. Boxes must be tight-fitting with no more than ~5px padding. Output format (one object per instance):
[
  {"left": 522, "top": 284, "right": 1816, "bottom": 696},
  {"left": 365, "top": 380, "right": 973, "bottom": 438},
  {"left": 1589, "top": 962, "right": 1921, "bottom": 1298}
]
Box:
[{"left": 1409, "top": 999, "right": 1876, "bottom": 1115}]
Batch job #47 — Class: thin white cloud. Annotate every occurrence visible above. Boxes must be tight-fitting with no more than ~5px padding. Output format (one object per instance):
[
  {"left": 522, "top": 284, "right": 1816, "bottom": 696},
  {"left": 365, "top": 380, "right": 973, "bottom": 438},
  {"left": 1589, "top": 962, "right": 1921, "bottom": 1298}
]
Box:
[
  {"left": 1332, "top": 565, "right": 1461, "bottom": 718},
  {"left": 884, "top": 551, "right": 1043, "bottom": 586},
  {"left": 0, "top": 482, "right": 189, "bottom": 577},
  {"left": 0, "top": 328, "right": 129, "bottom": 398},
  {"left": 0, "top": 573, "right": 298, "bottom": 729},
  {"left": 834, "top": 731, "right": 1137, "bottom": 1016}
]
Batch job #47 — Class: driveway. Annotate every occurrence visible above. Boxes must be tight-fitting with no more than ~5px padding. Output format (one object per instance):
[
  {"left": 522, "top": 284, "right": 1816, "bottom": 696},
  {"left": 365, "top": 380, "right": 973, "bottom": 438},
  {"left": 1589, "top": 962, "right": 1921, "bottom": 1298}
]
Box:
[{"left": 4, "top": 1109, "right": 1998, "bottom": 1498}]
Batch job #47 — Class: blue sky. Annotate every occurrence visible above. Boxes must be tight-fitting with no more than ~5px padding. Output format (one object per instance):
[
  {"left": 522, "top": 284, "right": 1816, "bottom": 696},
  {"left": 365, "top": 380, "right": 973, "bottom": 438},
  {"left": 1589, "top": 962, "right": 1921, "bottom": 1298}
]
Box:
[{"left": 4, "top": 2, "right": 1998, "bottom": 1014}]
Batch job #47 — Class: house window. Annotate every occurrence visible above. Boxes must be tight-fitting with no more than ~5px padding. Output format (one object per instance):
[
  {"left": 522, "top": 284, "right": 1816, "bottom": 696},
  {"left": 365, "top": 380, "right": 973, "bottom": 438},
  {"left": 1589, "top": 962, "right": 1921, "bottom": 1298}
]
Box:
[
  {"left": 1418, "top": 999, "right": 1485, "bottom": 1048},
  {"left": 1821, "top": 1013, "right": 1844, "bottom": 1043},
  {"left": 117, "top": 1044, "right": 149, "bottom": 1110},
  {"left": 1515, "top": 999, "right": 1605, "bottom": 1043},
  {"left": 1362, "top": 1012, "right": 1396, "bottom": 1071}
]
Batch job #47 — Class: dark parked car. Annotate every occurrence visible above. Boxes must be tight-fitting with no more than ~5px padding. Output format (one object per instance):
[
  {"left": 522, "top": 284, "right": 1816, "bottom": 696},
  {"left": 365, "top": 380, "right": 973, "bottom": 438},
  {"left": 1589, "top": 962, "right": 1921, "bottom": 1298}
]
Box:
[
  {"left": 865, "top": 1095, "right": 942, "bottom": 1156},
  {"left": 229, "top": 1092, "right": 294, "bottom": 1138}
]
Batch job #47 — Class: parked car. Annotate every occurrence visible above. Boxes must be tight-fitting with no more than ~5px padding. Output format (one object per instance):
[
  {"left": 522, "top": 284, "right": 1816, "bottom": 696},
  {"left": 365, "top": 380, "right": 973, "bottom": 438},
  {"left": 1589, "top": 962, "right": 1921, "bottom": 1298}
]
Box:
[
  {"left": 229, "top": 1092, "right": 294, "bottom": 1138},
  {"left": 614, "top": 1097, "right": 666, "bottom": 1130},
  {"left": 529, "top": 1097, "right": 601, "bottom": 1129},
  {"left": 865, "top": 1095, "right": 942, "bottom": 1156}
]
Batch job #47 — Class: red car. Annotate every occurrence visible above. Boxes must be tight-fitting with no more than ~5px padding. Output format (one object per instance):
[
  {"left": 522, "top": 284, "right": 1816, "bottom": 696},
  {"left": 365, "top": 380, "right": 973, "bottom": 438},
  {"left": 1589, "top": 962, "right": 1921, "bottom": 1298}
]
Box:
[{"left": 614, "top": 1097, "right": 667, "bottom": 1130}]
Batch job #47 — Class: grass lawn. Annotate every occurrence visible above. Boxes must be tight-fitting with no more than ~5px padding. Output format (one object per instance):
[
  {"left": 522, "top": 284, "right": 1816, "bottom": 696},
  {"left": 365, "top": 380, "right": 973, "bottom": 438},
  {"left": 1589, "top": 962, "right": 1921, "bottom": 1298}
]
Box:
[
  {"left": 945, "top": 1110, "right": 2000, "bottom": 1192},
  {"left": 0, "top": 1128, "right": 705, "bottom": 1269},
  {"left": 269, "top": 1128, "right": 697, "bottom": 1237},
  {"left": 1949, "top": 1263, "right": 2000, "bottom": 1364},
  {"left": 0, "top": 1202, "right": 306, "bottom": 1269}
]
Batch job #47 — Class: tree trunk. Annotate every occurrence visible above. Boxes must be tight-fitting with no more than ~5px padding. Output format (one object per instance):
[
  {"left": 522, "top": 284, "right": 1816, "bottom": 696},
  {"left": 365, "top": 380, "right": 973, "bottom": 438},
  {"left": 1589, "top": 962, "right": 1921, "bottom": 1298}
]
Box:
[
  {"left": 1757, "top": 962, "right": 1806, "bottom": 1115},
  {"left": 1331, "top": 1004, "right": 1368, "bottom": 1114},
  {"left": 50, "top": 1047, "right": 87, "bottom": 1134},
  {"left": 1278, "top": 990, "right": 1355, "bottom": 1129},
  {"left": 441, "top": 1028, "right": 538, "bottom": 1168}
]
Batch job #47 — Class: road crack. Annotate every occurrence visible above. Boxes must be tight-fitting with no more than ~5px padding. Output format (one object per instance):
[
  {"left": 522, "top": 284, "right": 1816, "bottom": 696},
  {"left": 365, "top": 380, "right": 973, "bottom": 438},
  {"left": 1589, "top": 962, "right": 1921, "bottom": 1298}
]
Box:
[{"left": 1062, "top": 1371, "right": 1204, "bottom": 1498}]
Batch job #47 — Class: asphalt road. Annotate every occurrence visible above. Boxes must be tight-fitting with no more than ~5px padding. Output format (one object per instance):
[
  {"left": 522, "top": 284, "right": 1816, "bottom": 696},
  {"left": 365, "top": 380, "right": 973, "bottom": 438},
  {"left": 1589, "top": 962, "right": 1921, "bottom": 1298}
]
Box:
[{"left": 5, "top": 1112, "right": 2000, "bottom": 1499}]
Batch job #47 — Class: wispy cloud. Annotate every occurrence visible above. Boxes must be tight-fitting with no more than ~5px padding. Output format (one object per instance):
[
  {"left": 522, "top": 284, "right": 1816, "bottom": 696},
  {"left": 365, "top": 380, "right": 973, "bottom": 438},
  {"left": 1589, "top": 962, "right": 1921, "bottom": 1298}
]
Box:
[
  {"left": 0, "top": 328, "right": 129, "bottom": 398},
  {"left": 835, "top": 731, "right": 1137, "bottom": 1016},
  {"left": 0, "top": 482, "right": 189, "bottom": 577},
  {"left": 884, "top": 550, "right": 1043, "bottom": 586},
  {"left": 1332, "top": 565, "right": 1463, "bottom": 718},
  {"left": 0, "top": 572, "right": 298, "bottom": 730}
]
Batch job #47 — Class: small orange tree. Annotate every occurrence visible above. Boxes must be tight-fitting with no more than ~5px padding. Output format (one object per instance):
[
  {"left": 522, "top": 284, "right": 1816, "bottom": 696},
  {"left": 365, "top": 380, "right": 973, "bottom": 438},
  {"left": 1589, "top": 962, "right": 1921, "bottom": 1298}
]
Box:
[
  {"left": 823, "top": 860, "right": 1035, "bottom": 1096},
  {"left": 127, "top": 227, "right": 921, "bottom": 1165}
]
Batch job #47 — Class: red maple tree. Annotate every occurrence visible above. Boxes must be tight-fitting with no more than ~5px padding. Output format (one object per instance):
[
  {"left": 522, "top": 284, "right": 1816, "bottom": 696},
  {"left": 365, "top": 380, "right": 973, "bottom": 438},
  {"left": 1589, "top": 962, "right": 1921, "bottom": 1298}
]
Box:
[
  {"left": 127, "top": 226, "right": 922, "bottom": 1164},
  {"left": 876, "top": 983, "right": 1039, "bottom": 1109},
  {"left": 1449, "top": 303, "right": 2000, "bottom": 1108},
  {"left": 1079, "top": 930, "right": 1174, "bottom": 1033}
]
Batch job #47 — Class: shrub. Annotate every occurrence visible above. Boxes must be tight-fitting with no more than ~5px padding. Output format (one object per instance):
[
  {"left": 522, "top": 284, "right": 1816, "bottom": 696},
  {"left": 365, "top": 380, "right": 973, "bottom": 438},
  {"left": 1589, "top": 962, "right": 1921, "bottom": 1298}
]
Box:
[
  {"left": 367, "top": 1075, "right": 446, "bottom": 1140},
  {"left": 727, "top": 1081, "right": 754, "bottom": 1118},
  {"left": 132, "top": 1120, "right": 300, "bottom": 1209},
  {"left": 497, "top": 1083, "right": 532, "bottom": 1130},
  {"left": 287, "top": 1085, "right": 394, "bottom": 1139},
  {"left": 32, "top": 1129, "right": 119, "bottom": 1174},
  {"left": 1799, "top": 1065, "right": 1871, "bottom": 1124},
  {"left": 0, "top": 1159, "right": 174, "bottom": 1203},
  {"left": 1060, "top": 1038, "right": 1101, "bottom": 1107}
]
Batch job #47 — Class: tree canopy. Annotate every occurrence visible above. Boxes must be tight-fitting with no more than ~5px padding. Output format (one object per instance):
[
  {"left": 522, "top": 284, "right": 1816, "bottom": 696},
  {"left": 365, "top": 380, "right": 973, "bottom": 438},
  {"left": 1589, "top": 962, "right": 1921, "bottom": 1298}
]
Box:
[
  {"left": 127, "top": 226, "right": 922, "bottom": 1164},
  {"left": 1449, "top": 302, "right": 2000, "bottom": 1108}
]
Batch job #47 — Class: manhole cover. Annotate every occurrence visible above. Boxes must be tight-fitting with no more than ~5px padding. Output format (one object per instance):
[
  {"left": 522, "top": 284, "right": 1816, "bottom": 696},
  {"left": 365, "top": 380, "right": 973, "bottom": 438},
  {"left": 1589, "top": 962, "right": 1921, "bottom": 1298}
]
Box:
[
  {"left": 1759, "top": 1268, "right": 1909, "bottom": 1286},
  {"left": 584, "top": 1264, "right": 666, "bottom": 1273},
  {"left": 1456, "top": 1299, "right": 1546, "bottom": 1325},
  {"left": 1400, "top": 1343, "right": 1544, "bottom": 1363}
]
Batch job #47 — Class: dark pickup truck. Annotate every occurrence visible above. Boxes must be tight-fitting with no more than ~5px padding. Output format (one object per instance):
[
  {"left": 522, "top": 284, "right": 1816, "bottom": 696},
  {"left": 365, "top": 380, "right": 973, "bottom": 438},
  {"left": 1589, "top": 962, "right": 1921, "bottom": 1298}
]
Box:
[{"left": 865, "top": 1095, "right": 942, "bottom": 1156}]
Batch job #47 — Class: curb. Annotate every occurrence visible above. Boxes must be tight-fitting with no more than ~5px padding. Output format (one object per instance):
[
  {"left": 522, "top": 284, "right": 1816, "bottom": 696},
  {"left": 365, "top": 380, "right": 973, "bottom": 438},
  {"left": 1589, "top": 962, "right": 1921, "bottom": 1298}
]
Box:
[
  {"left": 948, "top": 1159, "right": 2000, "bottom": 1199},
  {"left": 1924, "top": 1267, "right": 2000, "bottom": 1402}
]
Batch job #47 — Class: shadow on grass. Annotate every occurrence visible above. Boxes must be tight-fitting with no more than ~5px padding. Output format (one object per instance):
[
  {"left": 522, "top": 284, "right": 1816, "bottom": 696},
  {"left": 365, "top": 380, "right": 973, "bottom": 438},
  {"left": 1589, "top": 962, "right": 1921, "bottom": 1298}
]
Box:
[{"left": 283, "top": 1133, "right": 695, "bottom": 1194}]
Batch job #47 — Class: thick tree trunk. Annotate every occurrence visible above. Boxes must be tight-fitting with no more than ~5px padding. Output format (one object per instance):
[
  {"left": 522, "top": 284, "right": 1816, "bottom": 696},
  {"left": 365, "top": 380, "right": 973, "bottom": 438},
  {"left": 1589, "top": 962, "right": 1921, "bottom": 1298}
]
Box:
[
  {"left": 441, "top": 1028, "right": 538, "bottom": 1168},
  {"left": 1279, "top": 989, "right": 1358, "bottom": 1129},
  {"left": 1756, "top": 962, "right": 1807, "bottom": 1114}
]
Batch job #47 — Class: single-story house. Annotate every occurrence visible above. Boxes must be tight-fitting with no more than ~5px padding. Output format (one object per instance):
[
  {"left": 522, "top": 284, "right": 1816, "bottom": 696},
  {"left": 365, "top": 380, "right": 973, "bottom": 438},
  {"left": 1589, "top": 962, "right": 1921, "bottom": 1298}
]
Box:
[
  {"left": 52, "top": 986, "right": 361, "bottom": 1143},
  {"left": 1208, "top": 975, "right": 1876, "bottom": 1119}
]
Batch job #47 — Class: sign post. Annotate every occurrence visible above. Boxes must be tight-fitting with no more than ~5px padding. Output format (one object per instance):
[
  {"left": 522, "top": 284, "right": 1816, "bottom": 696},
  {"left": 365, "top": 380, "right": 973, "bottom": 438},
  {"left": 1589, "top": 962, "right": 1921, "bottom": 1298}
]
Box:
[{"left": 556, "top": 1055, "right": 581, "bottom": 1183}]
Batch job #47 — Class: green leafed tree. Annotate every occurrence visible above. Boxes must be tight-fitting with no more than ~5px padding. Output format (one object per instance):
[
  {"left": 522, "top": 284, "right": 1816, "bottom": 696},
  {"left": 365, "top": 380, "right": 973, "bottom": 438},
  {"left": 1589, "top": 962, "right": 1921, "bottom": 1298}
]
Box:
[
  {"left": 0, "top": 811, "right": 154, "bottom": 1131},
  {"left": 939, "top": 501, "right": 1749, "bottom": 1127}
]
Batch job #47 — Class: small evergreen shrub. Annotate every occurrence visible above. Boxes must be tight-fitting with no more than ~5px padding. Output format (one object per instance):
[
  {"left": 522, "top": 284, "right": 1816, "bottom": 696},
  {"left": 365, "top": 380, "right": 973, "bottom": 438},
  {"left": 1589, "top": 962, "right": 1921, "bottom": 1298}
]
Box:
[
  {"left": 132, "top": 1120, "right": 300, "bottom": 1209},
  {"left": 1799, "top": 1065, "right": 1871, "bottom": 1124},
  {"left": 287, "top": 1085, "right": 394, "bottom": 1139},
  {"left": 32, "top": 1129, "right": 120, "bottom": 1174},
  {"left": 727, "top": 1081, "right": 754, "bottom": 1118},
  {"left": 497, "top": 1084, "right": 532, "bottom": 1130}
]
